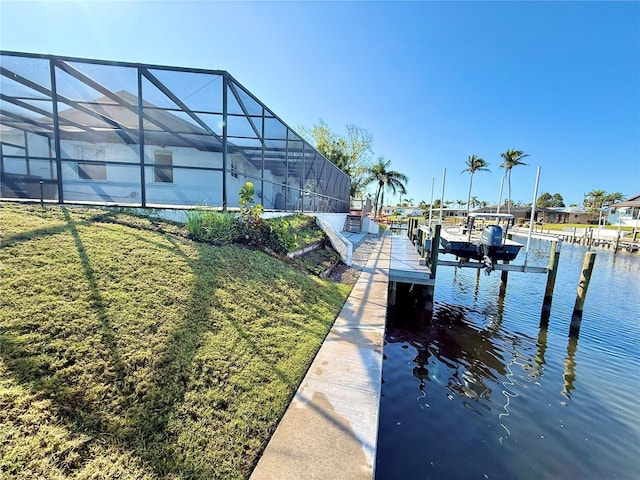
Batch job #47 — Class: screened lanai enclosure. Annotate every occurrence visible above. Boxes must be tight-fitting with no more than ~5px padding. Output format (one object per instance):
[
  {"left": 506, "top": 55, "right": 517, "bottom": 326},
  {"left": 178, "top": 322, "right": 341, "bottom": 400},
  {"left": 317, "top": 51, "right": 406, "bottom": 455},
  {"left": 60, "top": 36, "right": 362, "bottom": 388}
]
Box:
[{"left": 0, "top": 51, "right": 350, "bottom": 212}]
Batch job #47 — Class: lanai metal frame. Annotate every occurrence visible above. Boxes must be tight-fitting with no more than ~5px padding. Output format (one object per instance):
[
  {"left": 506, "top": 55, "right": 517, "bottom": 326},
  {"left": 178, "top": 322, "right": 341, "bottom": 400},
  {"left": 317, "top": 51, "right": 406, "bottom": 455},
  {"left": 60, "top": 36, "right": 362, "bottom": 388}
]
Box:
[{"left": 0, "top": 51, "right": 350, "bottom": 212}]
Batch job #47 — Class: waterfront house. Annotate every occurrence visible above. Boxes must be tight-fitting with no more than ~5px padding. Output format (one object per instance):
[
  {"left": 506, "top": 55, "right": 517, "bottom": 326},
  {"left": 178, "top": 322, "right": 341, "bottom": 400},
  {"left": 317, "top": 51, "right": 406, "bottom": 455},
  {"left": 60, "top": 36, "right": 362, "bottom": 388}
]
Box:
[
  {"left": 472, "top": 206, "right": 540, "bottom": 223},
  {"left": 607, "top": 194, "right": 640, "bottom": 226},
  {"left": 381, "top": 205, "right": 424, "bottom": 217},
  {"left": 537, "top": 206, "right": 599, "bottom": 224}
]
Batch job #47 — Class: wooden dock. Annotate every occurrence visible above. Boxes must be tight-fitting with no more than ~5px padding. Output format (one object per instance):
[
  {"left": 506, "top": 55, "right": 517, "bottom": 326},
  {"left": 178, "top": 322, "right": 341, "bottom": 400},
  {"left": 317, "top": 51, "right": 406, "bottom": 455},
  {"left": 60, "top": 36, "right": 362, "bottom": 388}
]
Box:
[
  {"left": 389, "top": 235, "right": 434, "bottom": 285},
  {"left": 390, "top": 233, "right": 548, "bottom": 279}
]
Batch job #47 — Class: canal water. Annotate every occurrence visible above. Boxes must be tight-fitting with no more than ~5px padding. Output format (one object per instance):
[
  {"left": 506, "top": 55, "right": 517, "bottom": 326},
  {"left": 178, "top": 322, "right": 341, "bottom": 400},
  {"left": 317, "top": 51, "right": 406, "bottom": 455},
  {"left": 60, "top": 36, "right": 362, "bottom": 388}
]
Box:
[{"left": 376, "top": 238, "right": 640, "bottom": 479}]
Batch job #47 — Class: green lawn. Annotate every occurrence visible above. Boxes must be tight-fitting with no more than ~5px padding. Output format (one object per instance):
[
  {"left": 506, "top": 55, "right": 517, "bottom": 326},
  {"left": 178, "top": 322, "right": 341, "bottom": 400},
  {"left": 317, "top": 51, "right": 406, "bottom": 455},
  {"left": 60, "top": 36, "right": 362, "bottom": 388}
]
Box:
[
  {"left": 533, "top": 222, "right": 634, "bottom": 232},
  {"left": 0, "top": 203, "right": 351, "bottom": 479}
]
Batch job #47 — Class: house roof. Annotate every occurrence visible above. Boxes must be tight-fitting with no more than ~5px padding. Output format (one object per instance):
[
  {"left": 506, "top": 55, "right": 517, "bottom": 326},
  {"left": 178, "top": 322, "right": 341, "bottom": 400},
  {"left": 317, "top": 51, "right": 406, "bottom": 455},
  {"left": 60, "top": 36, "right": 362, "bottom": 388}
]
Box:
[
  {"left": 473, "top": 206, "right": 532, "bottom": 213},
  {"left": 610, "top": 194, "right": 640, "bottom": 208}
]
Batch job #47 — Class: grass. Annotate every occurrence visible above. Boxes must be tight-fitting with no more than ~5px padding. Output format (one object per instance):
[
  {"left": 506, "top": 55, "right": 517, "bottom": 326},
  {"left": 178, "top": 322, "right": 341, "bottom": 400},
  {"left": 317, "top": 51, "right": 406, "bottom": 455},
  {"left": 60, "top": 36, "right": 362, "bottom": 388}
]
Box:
[
  {"left": 532, "top": 222, "right": 634, "bottom": 232},
  {"left": 0, "top": 203, "right": 351, "bottom": 479}
]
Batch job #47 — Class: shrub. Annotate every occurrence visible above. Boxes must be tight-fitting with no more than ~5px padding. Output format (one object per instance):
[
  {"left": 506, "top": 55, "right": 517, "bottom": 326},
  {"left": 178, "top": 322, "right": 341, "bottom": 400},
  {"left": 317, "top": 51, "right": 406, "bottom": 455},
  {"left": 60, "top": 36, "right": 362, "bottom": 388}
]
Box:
[
  {"left": 184, "top": 185, "right": 327, "bottom": 255},
  {"left": 185, "top": 208, "right": 204, "bottom": 236},
  {"left": 238, "top": 181, "right": 264, "bottom": 224},
  {"left": 237, "top": 218, "right": 283, "bottom": 253},
  {"left": 185, "top": 208, "right": 242, "bottom": 244}
]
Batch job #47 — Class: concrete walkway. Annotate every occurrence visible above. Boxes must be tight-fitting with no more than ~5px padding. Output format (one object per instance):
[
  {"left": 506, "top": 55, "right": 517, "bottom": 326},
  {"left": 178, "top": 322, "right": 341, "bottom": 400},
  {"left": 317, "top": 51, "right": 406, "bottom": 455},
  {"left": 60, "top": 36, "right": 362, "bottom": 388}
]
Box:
[{"left": 250, "top": 233, "right": 391, "bottom": 480}]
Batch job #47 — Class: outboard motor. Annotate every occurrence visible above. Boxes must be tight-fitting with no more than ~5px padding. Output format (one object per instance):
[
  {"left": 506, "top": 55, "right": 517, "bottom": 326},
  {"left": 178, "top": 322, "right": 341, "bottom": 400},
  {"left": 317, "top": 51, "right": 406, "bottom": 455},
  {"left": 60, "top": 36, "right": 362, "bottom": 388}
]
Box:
[
  {"left": 480, "top": 225, "right": 503, "bottom": 268},
  {"left": 480, "top": 225, "right": 503, "bottom": 248}
]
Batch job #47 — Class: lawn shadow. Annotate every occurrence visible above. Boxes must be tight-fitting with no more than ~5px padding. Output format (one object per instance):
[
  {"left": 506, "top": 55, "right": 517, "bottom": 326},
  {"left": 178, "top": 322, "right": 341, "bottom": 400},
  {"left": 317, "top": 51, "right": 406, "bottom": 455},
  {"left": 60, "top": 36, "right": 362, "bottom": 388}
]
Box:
[
  {"left": 1, "top": 208, "right": 214, "bottom": 476},
  {"left": 61, "top": 208, "right": 128, "bottom": 387},
  {"left": 1, "top": 207, "right": 350, "bottom": 478},
  {"left": 0, "top": 208, "right": 128, "bottom": 392},
  {"left": 127, "top": 237, "right": 351, "bottom": 477}
]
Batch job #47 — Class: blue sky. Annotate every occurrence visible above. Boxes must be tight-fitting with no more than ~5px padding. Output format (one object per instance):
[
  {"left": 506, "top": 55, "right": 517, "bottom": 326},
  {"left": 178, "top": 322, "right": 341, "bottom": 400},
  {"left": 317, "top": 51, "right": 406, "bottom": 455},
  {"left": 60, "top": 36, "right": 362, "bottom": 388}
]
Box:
[{"left": 1, "top": 0, "right": 639, "bottom": 207}]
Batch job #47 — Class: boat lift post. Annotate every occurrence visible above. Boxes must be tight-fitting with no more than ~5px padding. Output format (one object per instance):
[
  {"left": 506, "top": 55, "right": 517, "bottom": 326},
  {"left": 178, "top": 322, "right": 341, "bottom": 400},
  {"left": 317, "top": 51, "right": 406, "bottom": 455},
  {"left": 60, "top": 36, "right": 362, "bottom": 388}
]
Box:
[
  {"left": 429, "top": 176, "right": 435, "bottom": 230},
  {"left": 570, "top": 251, "right": 597, "bottom": 338},
  {"left": 439, "top": 168, "right": 446, "bottom": 224},
  {"left": 523, "top": 166, "right": 541, "bottom": 267},
  {"left": 496, "top": 176, "right": 504, "bottom": 215},
  {"left": 499, "top": 260, "right": 509, "bottom": 297}
]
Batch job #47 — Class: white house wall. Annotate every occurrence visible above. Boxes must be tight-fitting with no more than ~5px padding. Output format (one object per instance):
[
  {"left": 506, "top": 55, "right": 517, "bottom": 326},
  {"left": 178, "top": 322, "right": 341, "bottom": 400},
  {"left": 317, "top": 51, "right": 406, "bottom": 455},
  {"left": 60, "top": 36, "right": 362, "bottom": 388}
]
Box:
[
  {"left": 57, "top": 139, "right": 264, "bottom": 206},
  {"left": 2, "top": 131, "right": 55, "bottom": 180},
  {"left": 608, "top": 208, "right": 640, "bottom": 227},
  {"left": 27, "top": 133, "right": 51, "bottom": 158}
]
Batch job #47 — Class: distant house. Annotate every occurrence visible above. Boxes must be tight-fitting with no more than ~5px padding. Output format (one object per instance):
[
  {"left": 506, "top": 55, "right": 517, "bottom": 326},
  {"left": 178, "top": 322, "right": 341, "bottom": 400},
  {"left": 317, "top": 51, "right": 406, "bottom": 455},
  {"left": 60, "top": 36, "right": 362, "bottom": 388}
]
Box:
[
  {"left": 472, "top": 206, "right": 540, "bottom": 223},
  {"left": 381, "top": 205, "right": 424, "bottom": 217},
  {"left": 537, "top": 207, "right": 599, "bottom": 225},
  {"left": 607, "top": 194, "right": 640, "bottom": 226},
  {"left": 431, "top": 207, "right": 466, "bottom": 220}
]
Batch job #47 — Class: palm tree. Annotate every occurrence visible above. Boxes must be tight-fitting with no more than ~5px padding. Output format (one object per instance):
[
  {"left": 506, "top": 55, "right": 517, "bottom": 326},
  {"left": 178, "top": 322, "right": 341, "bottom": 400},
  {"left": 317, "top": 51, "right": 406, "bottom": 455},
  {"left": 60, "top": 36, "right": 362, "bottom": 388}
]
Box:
[
  {"left": 461, "top": 154, "right": 490, "bottom": 219},
  {"left": 584, "top": 189, "right": 606, "bottom": 211},
  {"left": 500, "top": 149, "right": 529, "bottom": 214},
  {"left": 365, "top": 157, "right": 408, "bottom": 219},
  {"left": 604, "top": 192, "right": 625, "bottom": 206}
]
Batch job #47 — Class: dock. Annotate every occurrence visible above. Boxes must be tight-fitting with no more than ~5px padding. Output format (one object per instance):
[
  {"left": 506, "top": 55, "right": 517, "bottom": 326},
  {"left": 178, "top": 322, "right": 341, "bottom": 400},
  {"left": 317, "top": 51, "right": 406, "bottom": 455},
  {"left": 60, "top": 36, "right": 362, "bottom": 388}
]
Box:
[{"left": 389, "top": 234, "right": 433, "bottom": 285}]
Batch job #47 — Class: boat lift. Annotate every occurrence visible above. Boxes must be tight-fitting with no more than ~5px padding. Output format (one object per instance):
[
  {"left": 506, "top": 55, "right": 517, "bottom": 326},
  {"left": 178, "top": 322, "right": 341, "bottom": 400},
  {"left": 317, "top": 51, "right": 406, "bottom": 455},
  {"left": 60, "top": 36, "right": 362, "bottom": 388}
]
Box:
[{"left": 395, "top": 166, "right": 596, "bottom": 336}]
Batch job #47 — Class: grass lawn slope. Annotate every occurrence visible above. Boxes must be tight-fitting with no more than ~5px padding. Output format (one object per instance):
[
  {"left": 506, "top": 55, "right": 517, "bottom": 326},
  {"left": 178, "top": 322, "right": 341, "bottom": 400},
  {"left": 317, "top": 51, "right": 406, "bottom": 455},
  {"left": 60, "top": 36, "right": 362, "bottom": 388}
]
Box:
[{"left": 0, "top": 203, "right": 351, "bottom": 479}]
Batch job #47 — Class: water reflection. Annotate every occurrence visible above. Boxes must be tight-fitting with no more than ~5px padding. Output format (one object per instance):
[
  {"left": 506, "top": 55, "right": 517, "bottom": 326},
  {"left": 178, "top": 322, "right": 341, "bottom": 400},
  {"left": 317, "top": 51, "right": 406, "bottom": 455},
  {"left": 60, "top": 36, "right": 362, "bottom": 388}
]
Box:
[
  {"left": 474, "top": 268, "right": 481, "bottom": 302},
  {"left": 384, "top": 283, "right": 596, "bottom": 460},
  {"left": 532, "top": 326, "right": 548, "bottom": 380},
  {"left": 378, "top": 240, "right": 640, "bottom": 479},
  {"left": 387, "top": 279, "right": 590, "bottom": 391},
  {"left": 562, "top": 336, "right": 579, "bottom": 398},
  {"left": 386, "top": 284, "right": 533, "bottom": 411}
]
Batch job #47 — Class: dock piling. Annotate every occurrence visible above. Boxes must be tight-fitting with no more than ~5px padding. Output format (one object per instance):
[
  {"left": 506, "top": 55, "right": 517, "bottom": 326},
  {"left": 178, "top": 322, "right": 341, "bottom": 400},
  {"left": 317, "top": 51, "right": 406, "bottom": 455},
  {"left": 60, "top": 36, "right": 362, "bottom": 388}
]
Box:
[
  {"left": 389, "top": 281, "right": 397, "bottom": 306},
  {"left": 499, "top": 260, "right": 509, "bottom": 297},
  {"left": 425, "top": 224, "right": 441, "bottom": 309},
  {"left": 570, "top": 251, "right": 596, "bottom": 337},
  {"left": 541, "top": 240, "right": 561, "bottom": 327}
]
